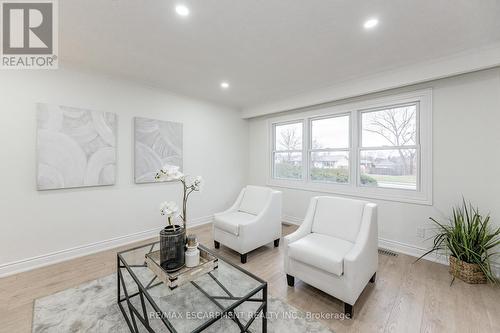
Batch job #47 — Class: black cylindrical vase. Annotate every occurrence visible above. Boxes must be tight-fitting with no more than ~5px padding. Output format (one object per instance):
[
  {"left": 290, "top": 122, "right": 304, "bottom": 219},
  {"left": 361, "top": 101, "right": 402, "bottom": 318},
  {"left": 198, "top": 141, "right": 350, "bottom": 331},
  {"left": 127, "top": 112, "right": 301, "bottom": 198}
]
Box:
[{"left": 159, "top": 225, "right": 185, "bottom": 272}]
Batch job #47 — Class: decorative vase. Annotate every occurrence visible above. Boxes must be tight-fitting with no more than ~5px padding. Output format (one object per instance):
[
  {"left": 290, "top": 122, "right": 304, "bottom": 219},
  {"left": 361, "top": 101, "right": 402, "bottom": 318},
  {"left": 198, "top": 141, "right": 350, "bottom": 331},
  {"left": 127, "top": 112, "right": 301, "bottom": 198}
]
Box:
[
  {"left": 185, "top": 234, "right": 200, "bottom": 268},
  {"left": 449, "top": 256, "right": 487, "bottom": 284},
  {"left": 159, "top": 225, "right": 185, "bottom": 272}
]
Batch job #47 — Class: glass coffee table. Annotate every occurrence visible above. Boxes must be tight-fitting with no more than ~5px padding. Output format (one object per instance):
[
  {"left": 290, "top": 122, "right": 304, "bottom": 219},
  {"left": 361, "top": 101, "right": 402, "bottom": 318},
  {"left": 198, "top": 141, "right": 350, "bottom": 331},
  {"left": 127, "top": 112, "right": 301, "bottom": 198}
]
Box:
[{"left": 117, "top": 242, "right": 268, "bottom": 333}]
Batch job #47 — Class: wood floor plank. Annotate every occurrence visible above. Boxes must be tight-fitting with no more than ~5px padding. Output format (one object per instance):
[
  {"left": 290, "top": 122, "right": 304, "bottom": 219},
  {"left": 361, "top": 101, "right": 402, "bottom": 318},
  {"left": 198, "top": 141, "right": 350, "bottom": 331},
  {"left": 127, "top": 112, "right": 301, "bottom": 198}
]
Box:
[
  {"left": 419, "top": 259, "right": 457, "bottom": 333},
  {"left": 0, "top": 303, "right": 33, "bottom": 333},
  {"left": 383, "top": 255, "right": 427, "bottom": 333},
  {"left": 480, "top": 283, "right": 500, "bottom": 332},
  {"left": 1, "top": 223, "right": 499, "bottom": 333}
]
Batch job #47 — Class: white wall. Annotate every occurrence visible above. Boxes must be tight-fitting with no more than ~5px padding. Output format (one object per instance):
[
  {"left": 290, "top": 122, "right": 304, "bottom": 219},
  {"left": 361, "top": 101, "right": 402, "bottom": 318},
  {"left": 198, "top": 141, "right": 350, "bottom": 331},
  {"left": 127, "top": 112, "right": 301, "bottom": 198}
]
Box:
[
  {"left": 2, "top": 65, "right": 499, "bottom": 277},
  {"left": 0, "top": 66, "right": 248, "bottom": 275},
  {"left": 248, "top": 67, "right": 500, "bottom": 263}
]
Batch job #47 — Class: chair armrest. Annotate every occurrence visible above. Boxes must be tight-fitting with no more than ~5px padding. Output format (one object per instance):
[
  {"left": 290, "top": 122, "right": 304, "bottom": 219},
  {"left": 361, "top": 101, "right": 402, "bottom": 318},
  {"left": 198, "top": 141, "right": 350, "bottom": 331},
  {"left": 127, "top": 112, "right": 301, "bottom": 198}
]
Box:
[
  {"left": 283, "top": 230, "right": 307, "bottom": 259},
  {"left": 283, "top": 196, "right": 319, "bottom": 247},
  {"left": 344, "top": 203, "right": 378, "bottom": 279},
  {"left": 284, "top": 227, "right": 309, "bottom": 246}
]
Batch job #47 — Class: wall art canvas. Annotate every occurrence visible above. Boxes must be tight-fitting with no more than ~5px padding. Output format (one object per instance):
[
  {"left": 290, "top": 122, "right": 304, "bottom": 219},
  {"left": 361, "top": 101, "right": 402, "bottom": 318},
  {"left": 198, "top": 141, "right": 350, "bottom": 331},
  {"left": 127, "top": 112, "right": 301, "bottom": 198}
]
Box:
[
  {"left": 37, "top": 103, "right": 117, "bottom": 190},
  {"left": 134, "top": 117, "right": 183, "bottom": 183}
]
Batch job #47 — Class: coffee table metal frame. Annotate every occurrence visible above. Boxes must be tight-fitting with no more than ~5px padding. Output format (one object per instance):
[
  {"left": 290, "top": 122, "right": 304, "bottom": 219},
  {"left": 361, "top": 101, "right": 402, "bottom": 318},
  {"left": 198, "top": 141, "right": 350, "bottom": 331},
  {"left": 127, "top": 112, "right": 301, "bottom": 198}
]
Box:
[{"left": 117, "top": 242, "right": 268, "bottom": 333}]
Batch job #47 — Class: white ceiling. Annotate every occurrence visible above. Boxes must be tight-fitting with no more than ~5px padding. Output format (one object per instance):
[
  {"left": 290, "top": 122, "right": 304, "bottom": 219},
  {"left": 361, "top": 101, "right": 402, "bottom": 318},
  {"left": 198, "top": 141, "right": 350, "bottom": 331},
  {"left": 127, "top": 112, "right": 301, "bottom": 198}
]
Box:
[{"left": 60, "top": 0, "right": 500, "bottom": 110}]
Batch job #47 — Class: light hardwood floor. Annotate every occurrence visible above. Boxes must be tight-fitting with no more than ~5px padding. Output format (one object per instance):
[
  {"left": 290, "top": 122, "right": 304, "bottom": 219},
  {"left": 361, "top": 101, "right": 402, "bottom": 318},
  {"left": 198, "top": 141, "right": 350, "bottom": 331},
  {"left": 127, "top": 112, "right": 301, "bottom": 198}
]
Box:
[{"left": 1, "top": 223, "right": 499, "bottom": 333}]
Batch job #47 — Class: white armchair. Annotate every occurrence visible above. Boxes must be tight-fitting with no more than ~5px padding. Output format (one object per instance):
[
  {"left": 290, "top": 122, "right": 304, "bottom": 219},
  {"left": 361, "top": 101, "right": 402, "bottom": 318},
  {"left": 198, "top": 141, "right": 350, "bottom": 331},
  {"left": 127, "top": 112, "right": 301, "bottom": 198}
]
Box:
[
  {"left": 213, "top": 186, "right": 282, "bottom": 263},
  {"left": 284, "top": 196, "right": 378, "bottom": 318}
]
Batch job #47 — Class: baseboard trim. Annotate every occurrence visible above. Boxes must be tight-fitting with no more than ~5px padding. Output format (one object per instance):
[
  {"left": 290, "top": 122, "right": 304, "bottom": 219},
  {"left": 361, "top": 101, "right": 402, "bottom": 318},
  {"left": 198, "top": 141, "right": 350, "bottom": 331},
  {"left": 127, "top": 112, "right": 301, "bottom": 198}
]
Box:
[
  {"left": 0, "top": 215, "right": 214, "bottom": 278},
  {"left": 379, "top": 237, "right": 500, "bottom": 278},
  {"left": 282, "top": 215, "right": 302, "bottom": 225},
  {"left": 378, "top": 237, "right": 448, "bottom": 265}
]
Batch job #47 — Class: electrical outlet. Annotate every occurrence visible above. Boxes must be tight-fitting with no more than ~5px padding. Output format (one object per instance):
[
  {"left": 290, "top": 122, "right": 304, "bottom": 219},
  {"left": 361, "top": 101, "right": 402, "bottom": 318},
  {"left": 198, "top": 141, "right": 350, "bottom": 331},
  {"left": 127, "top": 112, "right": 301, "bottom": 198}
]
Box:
[{"left": 416, "top": 227, "right": 426, "bottom": 239}]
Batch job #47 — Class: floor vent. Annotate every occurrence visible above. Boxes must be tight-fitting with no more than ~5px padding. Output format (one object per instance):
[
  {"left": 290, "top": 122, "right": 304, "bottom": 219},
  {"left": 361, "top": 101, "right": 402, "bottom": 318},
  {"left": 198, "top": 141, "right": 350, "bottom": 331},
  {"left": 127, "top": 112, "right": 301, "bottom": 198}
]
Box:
[{"left": 378, "top": 248, "right": 398, "bottom": 257}]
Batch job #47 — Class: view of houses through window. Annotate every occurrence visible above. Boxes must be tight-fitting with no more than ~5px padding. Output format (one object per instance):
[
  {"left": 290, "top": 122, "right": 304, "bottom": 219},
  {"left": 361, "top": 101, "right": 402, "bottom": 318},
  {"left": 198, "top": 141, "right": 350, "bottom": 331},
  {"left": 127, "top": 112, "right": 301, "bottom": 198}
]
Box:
[
  {"left": 310, "top": 115, "right": 350, "bottom": 183},
  {"left": 272, "top": 103, "right": 419, "bottom": 191}
]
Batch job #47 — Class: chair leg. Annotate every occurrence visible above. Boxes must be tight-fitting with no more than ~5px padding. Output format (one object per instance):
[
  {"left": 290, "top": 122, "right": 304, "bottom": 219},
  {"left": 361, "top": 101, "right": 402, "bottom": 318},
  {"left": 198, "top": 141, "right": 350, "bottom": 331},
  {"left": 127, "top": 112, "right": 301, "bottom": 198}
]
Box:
[
  {"left": 370, "top": 272, "right": 376, "bottom": 283},
  {"left": 214, "top": 241, "right": 220, "bottom": 249},
  {"left": 344, "top": 303, "right": 353, "bottom": 318},
  {"left": 240, "top": 253, "right": 247, "bottom": 264},
  {"left": 286, "top": 274, "right": 294, "bottom": 287},
  {"left": 274, "top": 239, "right": 280, "bottom": 247}
]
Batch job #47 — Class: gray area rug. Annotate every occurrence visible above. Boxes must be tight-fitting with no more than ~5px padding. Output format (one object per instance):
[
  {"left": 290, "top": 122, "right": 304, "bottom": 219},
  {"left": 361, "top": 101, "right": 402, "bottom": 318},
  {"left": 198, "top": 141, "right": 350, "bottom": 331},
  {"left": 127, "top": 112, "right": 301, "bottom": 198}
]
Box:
[{"left": 32, "top": 273, "right": 333, "bottom": 333}]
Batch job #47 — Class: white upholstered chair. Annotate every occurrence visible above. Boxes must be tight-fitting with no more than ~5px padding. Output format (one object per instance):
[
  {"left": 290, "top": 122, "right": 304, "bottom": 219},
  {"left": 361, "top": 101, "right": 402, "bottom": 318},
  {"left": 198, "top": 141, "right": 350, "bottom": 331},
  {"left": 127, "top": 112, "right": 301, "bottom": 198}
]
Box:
[
  {"left": 284, "top": 196, "right": 378, "bottom": 318},
  {"left": 213, "top": 186, "right": 282, "bottom": 263}
]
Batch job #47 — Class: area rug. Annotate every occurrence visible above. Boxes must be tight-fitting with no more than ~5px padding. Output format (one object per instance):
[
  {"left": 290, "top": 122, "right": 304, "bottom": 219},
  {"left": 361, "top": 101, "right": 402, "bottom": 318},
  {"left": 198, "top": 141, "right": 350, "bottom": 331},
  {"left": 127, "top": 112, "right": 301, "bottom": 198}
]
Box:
[{"left": 32, "top": 273, "right": 334, "bottom": 333}]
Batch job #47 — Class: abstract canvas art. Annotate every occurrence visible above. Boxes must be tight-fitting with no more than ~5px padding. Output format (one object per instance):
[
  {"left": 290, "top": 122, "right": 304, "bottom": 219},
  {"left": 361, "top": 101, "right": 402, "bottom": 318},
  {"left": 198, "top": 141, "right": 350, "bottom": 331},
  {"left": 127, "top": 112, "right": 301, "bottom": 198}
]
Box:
[
  {"left": 134, "top": 117, "right": 183, "bottom": 183},
  {"left": 37, "top": 103, "right": 117, "bottom": 190}
]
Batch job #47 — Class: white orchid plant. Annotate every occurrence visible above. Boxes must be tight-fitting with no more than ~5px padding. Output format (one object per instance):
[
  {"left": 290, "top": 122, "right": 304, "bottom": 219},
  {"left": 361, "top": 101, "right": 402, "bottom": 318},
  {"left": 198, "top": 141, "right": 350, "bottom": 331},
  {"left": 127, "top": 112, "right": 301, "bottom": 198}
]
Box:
[
  {"left": 159, "top": 201, "right": 179, "bottom": 226},
  {"left": 155, "top": 165, "right": 203, "bottom": 230}
]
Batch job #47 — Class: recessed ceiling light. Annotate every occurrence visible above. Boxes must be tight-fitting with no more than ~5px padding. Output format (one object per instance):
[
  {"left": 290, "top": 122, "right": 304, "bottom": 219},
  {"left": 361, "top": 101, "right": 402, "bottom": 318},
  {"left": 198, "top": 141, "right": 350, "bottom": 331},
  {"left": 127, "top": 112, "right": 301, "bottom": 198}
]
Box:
[
  {"left": 175, "top": 5, "right": 190, "bottom": 17},
  {"left": 363, "top": 18, "right": 379, "bottom": 29},
  {"left": 220, "top": 82, "right": 230, "bottom": 89}
]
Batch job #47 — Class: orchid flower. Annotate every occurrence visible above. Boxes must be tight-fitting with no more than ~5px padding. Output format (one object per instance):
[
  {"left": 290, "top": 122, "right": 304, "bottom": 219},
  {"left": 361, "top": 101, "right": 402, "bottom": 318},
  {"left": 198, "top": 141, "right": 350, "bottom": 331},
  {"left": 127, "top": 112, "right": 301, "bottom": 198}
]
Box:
[
  {"left": 156, "top": 165, "right": 203, "bottom": 230},
  {"left": 155, "top": 165, "right": 184, "bottom": 182},
  {"left": 159, "top": 201, "right": 180, "bottom": 226}
]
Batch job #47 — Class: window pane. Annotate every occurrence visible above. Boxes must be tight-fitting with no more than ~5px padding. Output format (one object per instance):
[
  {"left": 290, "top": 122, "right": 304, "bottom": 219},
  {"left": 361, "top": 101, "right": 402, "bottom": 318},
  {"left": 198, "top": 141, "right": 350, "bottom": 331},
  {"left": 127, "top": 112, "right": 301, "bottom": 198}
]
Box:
[
  {"left": 275, "top": 122, "right": 302, "bottom": 151},
  {"left": 311, "top": 151, "right": 349, "bottom": 183},
  {"left": 361, "top": 105, "right": 417, "bottom": 147},
  {"left": 311, "top": 116, "right": 349, "bottom": 149},
  {"left": 360, "top": 149, "right": 417, "bottom": 190},
  {"left": 274, "top": 152, "right": 302, "bottom": 180}
]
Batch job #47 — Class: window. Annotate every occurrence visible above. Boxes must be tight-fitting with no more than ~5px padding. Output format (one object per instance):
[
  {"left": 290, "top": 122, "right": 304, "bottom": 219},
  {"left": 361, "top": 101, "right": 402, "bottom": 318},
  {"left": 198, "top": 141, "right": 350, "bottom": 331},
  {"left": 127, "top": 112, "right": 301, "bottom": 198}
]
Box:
[
  {"left": 360, "top": 104, "right": 418, "bottom": 190},
  {"left": 272, "top": 121, "right": 303, "bottom": 180},
  {"left": 269, "top": 89, "right": 432, "bottom": 205},
  {"left": 310, "top": 115, "right": 350, "bottom": 183}
]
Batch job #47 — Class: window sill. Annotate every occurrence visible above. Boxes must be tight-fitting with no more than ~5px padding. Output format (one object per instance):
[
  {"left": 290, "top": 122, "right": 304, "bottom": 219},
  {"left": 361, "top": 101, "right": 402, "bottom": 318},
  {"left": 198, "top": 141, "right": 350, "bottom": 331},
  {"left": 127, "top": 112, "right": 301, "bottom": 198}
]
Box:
[{"left": 267, "top": 178, "right": 432, "bottom": 206}]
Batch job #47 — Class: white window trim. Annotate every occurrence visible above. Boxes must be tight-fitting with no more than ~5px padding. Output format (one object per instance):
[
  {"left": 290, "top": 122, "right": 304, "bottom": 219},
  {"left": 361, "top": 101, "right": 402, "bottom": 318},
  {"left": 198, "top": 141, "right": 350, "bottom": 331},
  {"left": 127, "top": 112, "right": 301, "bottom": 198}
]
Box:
[{"left": 267, "top": 89, "right": 433, "bottom": 205}]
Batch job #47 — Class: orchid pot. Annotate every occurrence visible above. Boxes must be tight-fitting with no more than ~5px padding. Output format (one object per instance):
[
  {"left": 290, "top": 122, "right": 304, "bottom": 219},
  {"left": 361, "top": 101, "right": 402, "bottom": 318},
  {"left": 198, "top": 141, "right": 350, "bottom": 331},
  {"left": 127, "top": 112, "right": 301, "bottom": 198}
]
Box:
[
  {"left": 159, "top": 223, "right": 185, "bottom": 272},
  {"left": 158, "top": 202, "right": 185, "bottom": 272}
]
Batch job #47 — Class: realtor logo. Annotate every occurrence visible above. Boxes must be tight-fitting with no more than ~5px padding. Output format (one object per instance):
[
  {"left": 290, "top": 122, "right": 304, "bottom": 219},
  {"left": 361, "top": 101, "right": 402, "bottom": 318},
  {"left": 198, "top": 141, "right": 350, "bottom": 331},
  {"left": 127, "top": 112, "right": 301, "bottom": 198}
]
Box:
[{"left": 1, "top": 0, "right": 58, "bottom": 69}]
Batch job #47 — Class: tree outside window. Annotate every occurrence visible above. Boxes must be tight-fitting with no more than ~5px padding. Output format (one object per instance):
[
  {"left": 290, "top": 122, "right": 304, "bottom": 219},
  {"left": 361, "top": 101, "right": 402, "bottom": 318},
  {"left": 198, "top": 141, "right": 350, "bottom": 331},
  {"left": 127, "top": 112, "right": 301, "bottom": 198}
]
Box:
[
  {"left": 361, "top": 104, "right": 418, "bottom": 190},
  {"left": 273, "top": 122, "right": 303, "bottom": 180}
]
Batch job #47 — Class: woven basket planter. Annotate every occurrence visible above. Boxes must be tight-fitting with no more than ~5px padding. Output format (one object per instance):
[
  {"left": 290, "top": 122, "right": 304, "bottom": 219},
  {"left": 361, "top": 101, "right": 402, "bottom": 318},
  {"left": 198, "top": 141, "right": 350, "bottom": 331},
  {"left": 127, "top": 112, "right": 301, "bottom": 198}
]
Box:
[{"left": 449, "top": 256, "right": 487, "bottom": 284}]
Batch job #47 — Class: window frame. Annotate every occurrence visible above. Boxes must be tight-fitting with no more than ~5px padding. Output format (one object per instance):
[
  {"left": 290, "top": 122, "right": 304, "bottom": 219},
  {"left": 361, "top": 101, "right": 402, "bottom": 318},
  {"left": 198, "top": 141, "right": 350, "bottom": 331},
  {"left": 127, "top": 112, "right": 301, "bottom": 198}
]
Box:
[{"left": 267, "top": 89, "right": 433, "bottom": 205}]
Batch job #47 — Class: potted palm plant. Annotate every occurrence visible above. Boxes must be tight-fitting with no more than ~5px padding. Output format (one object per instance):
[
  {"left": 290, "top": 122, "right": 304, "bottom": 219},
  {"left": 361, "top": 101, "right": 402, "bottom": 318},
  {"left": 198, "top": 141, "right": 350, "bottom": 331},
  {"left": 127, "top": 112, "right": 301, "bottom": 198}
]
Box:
[{"left": 418, "top": 199, "right": 500, "bottom": 284}]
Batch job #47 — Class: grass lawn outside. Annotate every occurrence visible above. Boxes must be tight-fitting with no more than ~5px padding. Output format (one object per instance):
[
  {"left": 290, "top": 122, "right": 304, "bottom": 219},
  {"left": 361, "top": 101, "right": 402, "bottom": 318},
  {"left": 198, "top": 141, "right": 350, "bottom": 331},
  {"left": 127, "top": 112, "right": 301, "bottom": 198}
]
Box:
[
  {"left": 368, "top": 174, "right": 416, "bottom": 184},
  {"left": 365, "top": 174, "right": 417, "bottom": 190}
]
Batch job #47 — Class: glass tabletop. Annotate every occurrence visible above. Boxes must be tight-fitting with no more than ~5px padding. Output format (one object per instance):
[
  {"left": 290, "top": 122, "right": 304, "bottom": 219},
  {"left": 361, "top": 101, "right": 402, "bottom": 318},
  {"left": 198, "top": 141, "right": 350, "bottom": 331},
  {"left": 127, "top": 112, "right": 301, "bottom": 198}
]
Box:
[{"left": 117, "top": 242, "right": 267, "bottom": 333}]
